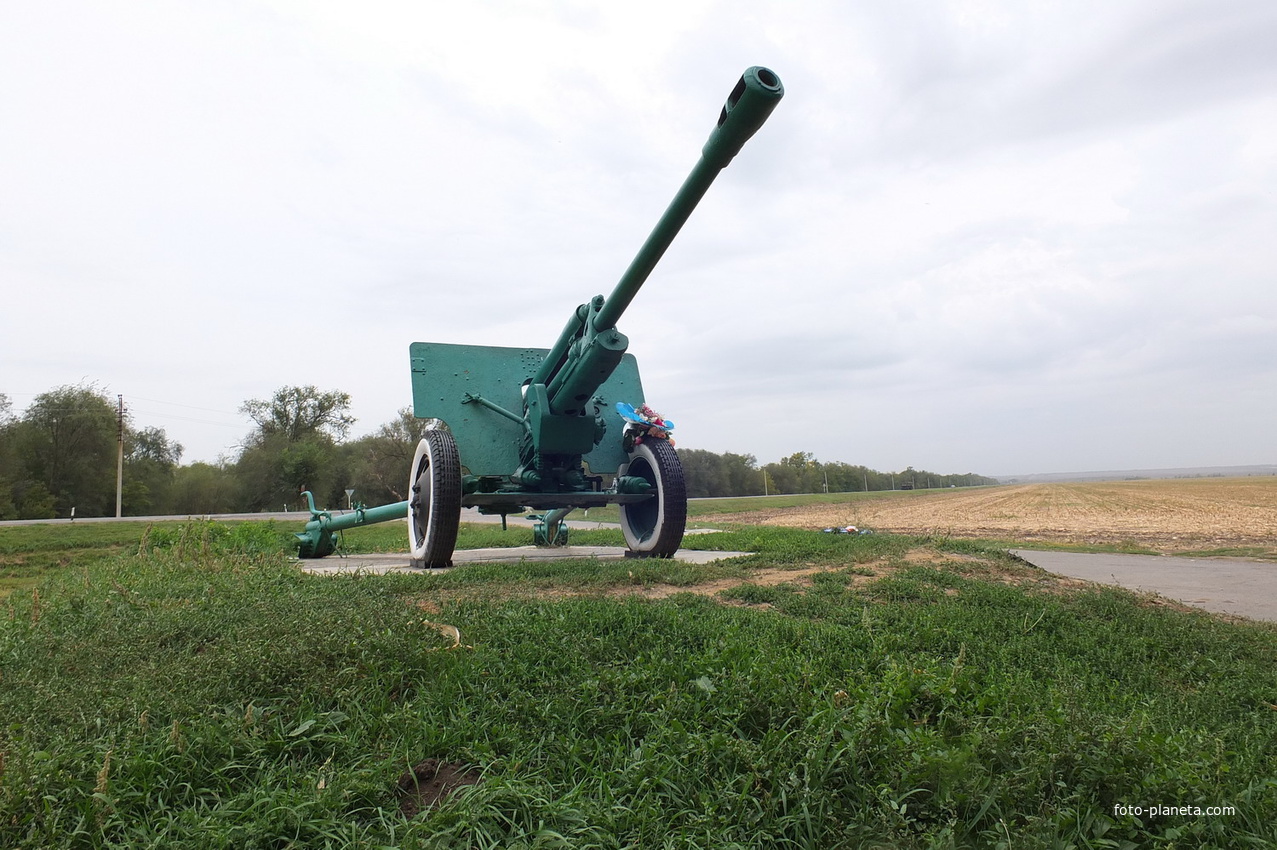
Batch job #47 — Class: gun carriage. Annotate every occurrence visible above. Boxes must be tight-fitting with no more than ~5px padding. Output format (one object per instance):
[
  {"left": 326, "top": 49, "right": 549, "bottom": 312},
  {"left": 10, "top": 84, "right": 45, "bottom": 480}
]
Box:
[{"left": 296, "top": 66, "right": 784, "bottom": 565}]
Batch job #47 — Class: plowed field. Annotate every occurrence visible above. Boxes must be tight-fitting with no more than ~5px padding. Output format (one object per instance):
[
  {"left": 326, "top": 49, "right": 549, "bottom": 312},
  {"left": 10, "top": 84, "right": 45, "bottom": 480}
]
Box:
[{"left": 697, "top": 478, "right": 1277, "bottom": 555}]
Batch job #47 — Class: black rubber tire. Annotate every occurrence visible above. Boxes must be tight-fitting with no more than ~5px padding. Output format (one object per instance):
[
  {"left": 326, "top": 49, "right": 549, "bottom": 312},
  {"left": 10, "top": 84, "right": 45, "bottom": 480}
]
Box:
[
  {"left": 408, "top": 429, "right": 462, "bottom": 567},
  {"left": 618, "top": 439, "right": 687, "bottom": 558}
]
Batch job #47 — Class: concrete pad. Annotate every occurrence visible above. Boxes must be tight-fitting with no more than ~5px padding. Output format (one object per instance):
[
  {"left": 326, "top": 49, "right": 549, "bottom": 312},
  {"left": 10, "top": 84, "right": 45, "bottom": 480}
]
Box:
[
  {"left": 300, "top": 546, "right": 751, "bottom": 576},
  {"left": 1012, "top": 549, "right": 1277, "bottom": 622}
]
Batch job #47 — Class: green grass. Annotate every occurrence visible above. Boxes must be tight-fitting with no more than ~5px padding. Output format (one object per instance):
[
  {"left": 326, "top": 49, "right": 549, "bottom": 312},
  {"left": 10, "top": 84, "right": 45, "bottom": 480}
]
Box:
[
  {"left": 0, "top": 510, "right": 809, "bottom": 599},
  {"left": 0, "top": 519, "right": 553, "bottom": 598},
  {"left": 928, "top": 535, "right": 1164, "bottom": 557},
  {"left": 0, "top": 522, "right": 166, "bottom": 553},
  {"left": 1, "top": 526, "right": 1275, "bottom": 848},
  {"left": 0, "top": 523, "right": 152, "bottom": 600},
  {"left": 1175, "top": 544, "right": 1277, "bottom": 560}
]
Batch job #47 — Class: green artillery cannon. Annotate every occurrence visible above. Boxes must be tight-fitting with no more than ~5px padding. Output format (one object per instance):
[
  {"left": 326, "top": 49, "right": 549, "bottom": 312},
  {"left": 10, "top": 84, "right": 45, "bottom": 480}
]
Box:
[{"left": 296, "top": 66, "right": 783, "bottom": 566}]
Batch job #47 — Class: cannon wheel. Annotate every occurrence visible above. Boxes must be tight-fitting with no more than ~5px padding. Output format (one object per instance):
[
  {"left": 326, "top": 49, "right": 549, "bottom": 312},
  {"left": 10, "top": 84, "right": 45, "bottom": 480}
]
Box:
[
  {"left": 618, "top": 439, "right": 687, "bottom": 558},
  {"left": 408, "top": 429, "right": 462, "bottom": 567}
]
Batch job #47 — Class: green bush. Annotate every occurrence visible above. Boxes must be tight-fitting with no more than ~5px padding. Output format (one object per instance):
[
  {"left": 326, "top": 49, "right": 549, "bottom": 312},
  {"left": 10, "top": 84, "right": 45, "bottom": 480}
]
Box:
[{"left": 141, "top": 519, "right": 292, "bottom": 556}]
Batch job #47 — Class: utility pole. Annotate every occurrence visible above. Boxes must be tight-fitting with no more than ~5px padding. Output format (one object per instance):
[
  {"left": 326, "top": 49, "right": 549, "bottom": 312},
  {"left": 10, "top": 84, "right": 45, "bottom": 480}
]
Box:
[{"left": 115, "top": 394, "right": 124, "bottom": 518}]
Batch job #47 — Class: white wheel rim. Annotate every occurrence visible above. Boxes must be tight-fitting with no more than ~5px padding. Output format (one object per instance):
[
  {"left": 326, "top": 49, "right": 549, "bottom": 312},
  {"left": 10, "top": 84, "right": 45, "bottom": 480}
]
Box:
[
  {"left": 408, "top": 437, "right": 433, "bottom": 559},
  {"left": 619, "top": 442, "right": 665, "bottom": 551}
]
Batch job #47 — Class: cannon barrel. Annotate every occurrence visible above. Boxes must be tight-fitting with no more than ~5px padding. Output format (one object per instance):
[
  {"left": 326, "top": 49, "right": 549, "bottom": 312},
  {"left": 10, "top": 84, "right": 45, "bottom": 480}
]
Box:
[
  {"left": 590, "top": 65, "right": 784, "bottom": 333},
  {"left": 529, "top": 66, "right": 783, "bottom": 394}
]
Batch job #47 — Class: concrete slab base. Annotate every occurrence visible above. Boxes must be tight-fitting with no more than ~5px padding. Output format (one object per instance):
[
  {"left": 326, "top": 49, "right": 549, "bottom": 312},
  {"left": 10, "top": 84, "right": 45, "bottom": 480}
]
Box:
[{"left": 300, "top": 546, "right": 751, "bottom": 576}]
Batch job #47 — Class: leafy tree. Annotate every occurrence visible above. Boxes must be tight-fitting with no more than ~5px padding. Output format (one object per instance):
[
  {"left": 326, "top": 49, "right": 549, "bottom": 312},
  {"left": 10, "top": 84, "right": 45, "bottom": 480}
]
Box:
[
  {"left": 0, "top": 385, "right": 184, "bottom": 517},
  {"left": 679, "top": 449, "right": 764, "bottom": 498},
  {"left": 678, "top": 449, "right": 729, "bottom": 498},
  {"left": 762, "top": 462, "right": 798, "bottom": 494},
  {"left": 0, "top": 395, "right": 17, "bottom": 519},
  {"left": 678, "top": 447, "right": 996, "bottom": 496},
  {"left": 12, "top": 384, "right": 119, "bottom": 517},
  {"left": 123, "top": 425, "right": 183, "bottom": 515},
  {"left": 347, "top": 409, "right": 435, "bottom": 505},
  {"left": 240, "top": 386, "right": 354, "bottom": 443},
  {"left": 768, "top": 451, "right": 826, "bottom": 494},
  {"left": 780, "top": 451, "right": 816, "bottom": 468},
  {"left": 722, "top": 452, "right": 764, "bottom": 496},
  {"left": 13, "top": 481, "right": 57, "bottom": 520},
  {"left": 234, "top": 386, "right": 355, "bottom": 511},
  {"left": 170, "top": 462, "right": 238, "bottom": 515}
]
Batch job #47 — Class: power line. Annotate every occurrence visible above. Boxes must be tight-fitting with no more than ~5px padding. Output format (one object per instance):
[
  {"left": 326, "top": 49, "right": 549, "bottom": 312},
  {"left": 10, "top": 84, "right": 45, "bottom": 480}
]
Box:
[
  {"left": 127, "top": 408, "right": 245, "bottom": 428},
  {"left": 7, "top": 402, "right": 245, "bottom": 428},
  {"left": 126, "top": 395, "right": 243, "bottom": 417}
]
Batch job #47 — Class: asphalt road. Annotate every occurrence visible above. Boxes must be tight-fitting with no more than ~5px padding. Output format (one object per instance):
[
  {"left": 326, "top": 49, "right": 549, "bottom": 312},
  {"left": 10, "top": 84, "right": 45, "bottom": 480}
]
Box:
[
  {"left": 1012, "top": 550, "right": 1277, "bottom": 622},
  {"left": 0, "top": 506, "right": 618, "bottom": 528},
  {"left": 0, "top": 511, "right": 317, "bottom": 527},
  {"left": 0, "top": 507, "right": 606, "bottom": 529}
]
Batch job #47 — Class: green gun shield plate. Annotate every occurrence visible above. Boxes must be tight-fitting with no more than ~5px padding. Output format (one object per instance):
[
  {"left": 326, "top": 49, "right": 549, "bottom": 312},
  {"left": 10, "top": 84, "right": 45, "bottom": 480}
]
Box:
[{"left": 409, "top": 342, "right": 645, "bottom": 478}]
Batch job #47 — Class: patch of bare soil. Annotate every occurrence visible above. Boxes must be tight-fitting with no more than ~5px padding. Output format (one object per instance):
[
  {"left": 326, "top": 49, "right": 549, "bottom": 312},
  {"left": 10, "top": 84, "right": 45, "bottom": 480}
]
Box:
[
  {"left": 397, "top": 758, "right": 482, "bottom": 818},
  {"left": 603, "top": 548, "right": 1032, "bottom": 605},
  {"left": 697, "top": 479, "right": 1277, "bottom": 555},
  {"left": 405, "top": 545, "right": 1106, "bottom": 612},
  {"left": 405, "top": 544, "right": 1209, "bottom": 626},
  {"left": 614, "top": 564, "right": 850, "bottom": 602}
]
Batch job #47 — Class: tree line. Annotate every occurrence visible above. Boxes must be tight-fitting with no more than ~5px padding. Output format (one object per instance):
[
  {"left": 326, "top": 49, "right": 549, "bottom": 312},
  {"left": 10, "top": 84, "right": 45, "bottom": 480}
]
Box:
[
  {"left": 0, "top": 384, "right": 428, "bottom": 519},
  {"left": 0, "top": 384, "right": 996, "bottom": 520},
  {"left": 680, "top": 449, "right": 997, "bottom": 497}
]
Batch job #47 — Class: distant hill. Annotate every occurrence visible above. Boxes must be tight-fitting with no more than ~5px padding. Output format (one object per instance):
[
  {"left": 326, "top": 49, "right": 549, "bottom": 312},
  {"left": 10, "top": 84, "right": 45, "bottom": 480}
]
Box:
[{"left": 995, "top": 465, "right": 1277, "bottom": 484}]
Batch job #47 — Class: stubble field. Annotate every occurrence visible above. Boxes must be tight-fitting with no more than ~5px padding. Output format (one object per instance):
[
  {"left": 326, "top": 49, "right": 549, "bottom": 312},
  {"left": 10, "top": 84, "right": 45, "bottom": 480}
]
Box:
[{"left": 697, "top": 477, "right": 1277, "bottom": 556}]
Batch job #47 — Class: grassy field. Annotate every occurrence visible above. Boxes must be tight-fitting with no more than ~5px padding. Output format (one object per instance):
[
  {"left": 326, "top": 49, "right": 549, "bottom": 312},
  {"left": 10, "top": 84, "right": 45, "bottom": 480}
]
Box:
[
  {"left": 1, "top": 507, "right": 1276, "bottom": 848},
  {"left": 0, "top": 521, "right": 151, "bottom": 599}
]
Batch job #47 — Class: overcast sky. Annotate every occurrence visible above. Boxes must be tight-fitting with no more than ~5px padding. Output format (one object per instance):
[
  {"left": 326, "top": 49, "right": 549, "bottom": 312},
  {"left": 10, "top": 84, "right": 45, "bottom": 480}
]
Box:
[{"left": 3, "top": 0, "right": 1274, "bottom": 476}]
